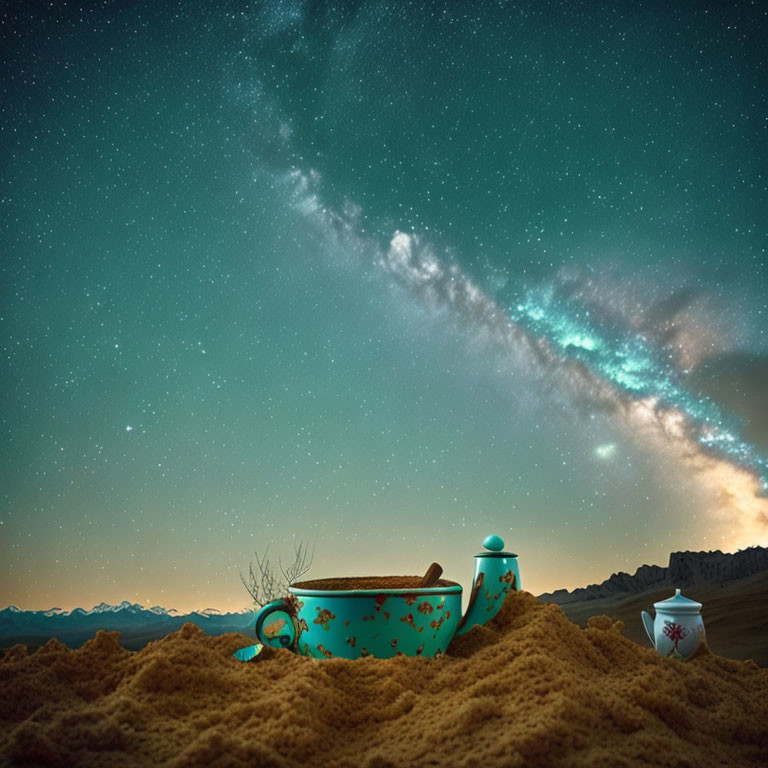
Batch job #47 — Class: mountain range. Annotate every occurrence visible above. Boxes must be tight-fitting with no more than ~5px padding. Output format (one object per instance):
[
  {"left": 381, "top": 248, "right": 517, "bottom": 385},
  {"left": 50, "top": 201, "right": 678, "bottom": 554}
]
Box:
[
  {"left": 538, "top": 546, "right": 768, "bottom": 604},
  {"left": 0, "top": 601, "right": 258, "bottom": 651}
]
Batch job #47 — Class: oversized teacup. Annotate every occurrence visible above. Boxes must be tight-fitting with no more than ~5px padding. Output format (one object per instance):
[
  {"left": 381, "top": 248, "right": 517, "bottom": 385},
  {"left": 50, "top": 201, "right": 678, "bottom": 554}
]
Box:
[{"left": 252, "top": 534, "right": 521, "bottom": 659}]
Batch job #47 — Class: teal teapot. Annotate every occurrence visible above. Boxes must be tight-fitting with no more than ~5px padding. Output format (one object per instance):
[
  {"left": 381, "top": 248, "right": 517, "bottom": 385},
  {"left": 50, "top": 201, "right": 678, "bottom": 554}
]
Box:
[{"left": 241, "top": 534, "right": 521, "bottom": 660}]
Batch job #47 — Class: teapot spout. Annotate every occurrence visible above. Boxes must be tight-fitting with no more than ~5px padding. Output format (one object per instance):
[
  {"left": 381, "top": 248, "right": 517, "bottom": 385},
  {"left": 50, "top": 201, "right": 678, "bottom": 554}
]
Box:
[{"left": 455, "top": 534, "right": 520, "bottom": 637}]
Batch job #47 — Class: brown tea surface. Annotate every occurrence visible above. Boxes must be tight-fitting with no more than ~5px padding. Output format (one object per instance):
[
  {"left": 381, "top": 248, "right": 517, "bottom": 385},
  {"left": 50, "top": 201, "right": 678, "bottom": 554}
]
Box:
[
  {"left": 1, "top": 590, "right": 767, "bottom": 767},
  {"left": 292, "top": 575, "right": 460, "bottom": 591}
]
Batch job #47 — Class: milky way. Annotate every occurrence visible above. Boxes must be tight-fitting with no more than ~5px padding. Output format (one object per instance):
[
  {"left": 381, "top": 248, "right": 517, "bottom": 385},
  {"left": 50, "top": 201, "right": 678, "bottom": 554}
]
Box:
[
  {"left": 282, "top": 163, "right": 768, "bottom": 548},
  {"left": 513, "top": 286, "right": 768, "bottom": 489}
]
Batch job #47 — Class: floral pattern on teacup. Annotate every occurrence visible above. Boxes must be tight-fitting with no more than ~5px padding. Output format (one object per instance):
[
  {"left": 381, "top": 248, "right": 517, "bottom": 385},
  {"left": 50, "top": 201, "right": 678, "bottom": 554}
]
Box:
[{"left": 313, "top": 608, "right": 336, "bottom": 630}]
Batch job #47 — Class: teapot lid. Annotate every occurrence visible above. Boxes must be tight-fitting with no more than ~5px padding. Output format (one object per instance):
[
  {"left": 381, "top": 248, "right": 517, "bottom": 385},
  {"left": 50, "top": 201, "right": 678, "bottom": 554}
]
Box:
[
  {"left": 653, "top": 588, "right": 702, "bottom": 614},
  {"left": 474, "top": 533, "right": 517, "bottom": 558}
]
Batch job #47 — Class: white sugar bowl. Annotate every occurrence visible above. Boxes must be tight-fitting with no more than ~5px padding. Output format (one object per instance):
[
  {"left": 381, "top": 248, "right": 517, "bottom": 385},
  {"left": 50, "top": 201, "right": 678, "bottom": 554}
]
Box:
[{"left": 641, "top": 588, "right": 706, "bottom": 661}]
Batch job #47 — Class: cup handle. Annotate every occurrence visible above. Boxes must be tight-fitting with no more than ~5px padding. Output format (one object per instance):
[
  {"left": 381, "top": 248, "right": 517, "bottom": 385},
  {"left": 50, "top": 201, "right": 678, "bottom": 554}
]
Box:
[{"left": 254, "top": 599, "right": 298, "bottom": 650}]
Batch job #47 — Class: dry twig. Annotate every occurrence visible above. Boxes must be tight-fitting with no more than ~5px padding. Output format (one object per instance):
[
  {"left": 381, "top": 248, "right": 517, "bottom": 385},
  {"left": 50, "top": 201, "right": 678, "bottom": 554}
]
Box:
[{"left": 241, "top": 541, "right": 314, "bottom": 608}]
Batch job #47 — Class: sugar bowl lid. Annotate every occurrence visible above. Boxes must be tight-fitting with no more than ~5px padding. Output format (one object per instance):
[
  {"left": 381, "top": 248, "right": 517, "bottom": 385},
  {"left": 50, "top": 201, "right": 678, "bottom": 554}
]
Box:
[{"left": 654, "top": 588, "right": 702, "bottom": 614}]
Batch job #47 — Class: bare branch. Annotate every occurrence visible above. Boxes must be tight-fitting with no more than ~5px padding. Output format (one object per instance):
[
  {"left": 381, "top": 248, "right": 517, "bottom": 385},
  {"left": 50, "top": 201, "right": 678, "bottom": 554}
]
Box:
[
  {"left": 279, "top": 540, "right": 314, "bottom": 585},
  {"left": 241, "top": 541, "right": 314, "bottom": 609}
]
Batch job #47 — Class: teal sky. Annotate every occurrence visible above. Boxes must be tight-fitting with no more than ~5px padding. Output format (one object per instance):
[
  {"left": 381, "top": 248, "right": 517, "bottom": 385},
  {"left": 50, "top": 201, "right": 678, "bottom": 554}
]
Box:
[{"left": 2, "top": 1, "right": 766, "bottom": 612}]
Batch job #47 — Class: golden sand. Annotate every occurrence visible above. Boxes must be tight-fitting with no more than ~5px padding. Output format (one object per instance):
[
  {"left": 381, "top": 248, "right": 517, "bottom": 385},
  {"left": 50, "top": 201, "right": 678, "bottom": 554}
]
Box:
[{"left": 1, "top": 591, "right": 767, "bottom": 767}]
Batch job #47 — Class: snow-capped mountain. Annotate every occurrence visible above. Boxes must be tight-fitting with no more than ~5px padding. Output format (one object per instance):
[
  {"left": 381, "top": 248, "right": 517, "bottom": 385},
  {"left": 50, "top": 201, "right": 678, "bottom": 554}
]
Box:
[
  {"left": 90, "top": 601, "right": 139, "bottom": 614},
  {"left": 0, "top": 602, "right": 258, "bottom": 651},
  {"left": 87, "top": 601, "right": 178, "bottom": 616}
]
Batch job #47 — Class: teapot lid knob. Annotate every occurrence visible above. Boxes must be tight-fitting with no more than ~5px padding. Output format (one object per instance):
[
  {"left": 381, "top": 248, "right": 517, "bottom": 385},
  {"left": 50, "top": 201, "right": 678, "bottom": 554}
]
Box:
[{"left": 483, "top": 534, "right": 505, "bottom": 551}]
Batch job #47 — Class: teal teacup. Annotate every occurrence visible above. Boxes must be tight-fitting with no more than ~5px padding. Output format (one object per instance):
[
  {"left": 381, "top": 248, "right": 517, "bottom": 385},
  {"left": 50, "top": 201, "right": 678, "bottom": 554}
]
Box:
[{"left": 255, "top": 576, "right": 462, "bottom": 659}]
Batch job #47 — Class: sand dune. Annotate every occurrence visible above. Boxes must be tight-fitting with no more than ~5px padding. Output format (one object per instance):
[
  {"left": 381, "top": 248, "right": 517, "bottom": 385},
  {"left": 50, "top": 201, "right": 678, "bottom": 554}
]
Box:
[{"left": 1, "top": 591, "right": 767, "bottom": 767}]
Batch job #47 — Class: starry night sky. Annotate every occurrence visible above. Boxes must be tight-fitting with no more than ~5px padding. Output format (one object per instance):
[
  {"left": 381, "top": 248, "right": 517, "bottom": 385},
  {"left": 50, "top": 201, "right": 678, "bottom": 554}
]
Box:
[{"left": 2, "top": 1, "right": 767, "bottom": 612}]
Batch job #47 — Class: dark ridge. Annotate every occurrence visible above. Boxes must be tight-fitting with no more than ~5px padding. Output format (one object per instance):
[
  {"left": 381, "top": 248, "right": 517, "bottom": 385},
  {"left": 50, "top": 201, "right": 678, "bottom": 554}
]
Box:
[{"left": 538, "top": 546, "right": 768, "bottom": 605}]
